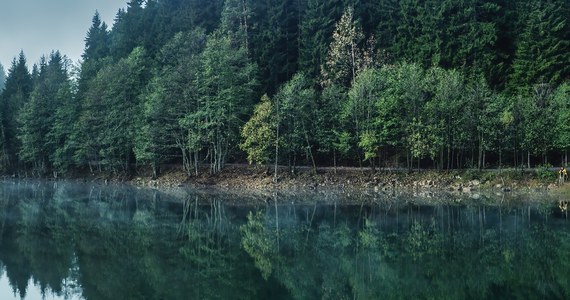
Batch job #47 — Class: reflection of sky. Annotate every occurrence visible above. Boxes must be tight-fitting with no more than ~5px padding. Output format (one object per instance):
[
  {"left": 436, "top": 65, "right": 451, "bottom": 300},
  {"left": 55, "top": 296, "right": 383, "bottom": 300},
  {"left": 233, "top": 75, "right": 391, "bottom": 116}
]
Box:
[{"left": 0, "top": 268, "right": 83, "bottom": 300}]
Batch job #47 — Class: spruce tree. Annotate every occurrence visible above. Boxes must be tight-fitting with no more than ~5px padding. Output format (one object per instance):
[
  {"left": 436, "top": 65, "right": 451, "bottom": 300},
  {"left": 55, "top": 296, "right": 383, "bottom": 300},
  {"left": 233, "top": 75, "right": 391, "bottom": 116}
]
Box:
[
  {"left": 0, "top": 51, "right": 33, "bottom": 172},
  {"left": 0, "top": 62, "right": 6, "bottom": 91},
  {"left": 18, "top": 51, "right": 71, "bottom": 175},
  {"left": 298, "top": 0, "right": 345, "bottom": 79},
  {"left": 509, "top": 1, "right": 570, "bottom": 90}
]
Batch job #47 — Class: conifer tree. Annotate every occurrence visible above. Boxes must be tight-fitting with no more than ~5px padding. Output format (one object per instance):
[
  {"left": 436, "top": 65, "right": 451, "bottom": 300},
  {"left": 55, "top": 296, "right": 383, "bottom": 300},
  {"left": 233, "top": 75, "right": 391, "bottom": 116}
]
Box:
[
  {"left": 0, "top": 63, "right": 6, "bottom": 91},
  {"left": 509, "top": 1, "right": 570, "bottom": 90},
  {"left": 77, "top": 11, "right": 111, "bottom": 99},
  {"left": 299, "top": 0, "right": 345, "bottom": 79},
  {"left": 0, "top": 52, "right": 33, "bottom": 172},
  {"left": 18, "top": 51, "right": 72, "bottom": 175}
]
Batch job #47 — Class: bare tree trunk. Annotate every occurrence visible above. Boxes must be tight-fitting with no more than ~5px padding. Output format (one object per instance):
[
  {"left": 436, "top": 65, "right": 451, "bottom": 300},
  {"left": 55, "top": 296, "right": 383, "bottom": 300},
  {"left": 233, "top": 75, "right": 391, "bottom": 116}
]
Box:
[
  {"left": 274, "top": 99, "right": 280, "bottom": 183},
  {"left": 527, "top": 151, "right": 530, "bottom": 169},
  {"left": 194, "top": 152, "right": 199, "bottom": 176},
  {"left": 333, "top": 149, "right": 337, "bottom": 174},
  {"left": 305, "top": 132, "right": 316, "bottom": 174}
]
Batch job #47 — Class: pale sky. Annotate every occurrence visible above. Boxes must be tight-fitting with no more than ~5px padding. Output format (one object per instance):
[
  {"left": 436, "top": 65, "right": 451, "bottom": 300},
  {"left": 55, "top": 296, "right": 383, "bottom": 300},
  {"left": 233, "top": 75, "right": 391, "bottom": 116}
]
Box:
[{"left": 0, "top": 0, "right": 127, "bottom": 73}]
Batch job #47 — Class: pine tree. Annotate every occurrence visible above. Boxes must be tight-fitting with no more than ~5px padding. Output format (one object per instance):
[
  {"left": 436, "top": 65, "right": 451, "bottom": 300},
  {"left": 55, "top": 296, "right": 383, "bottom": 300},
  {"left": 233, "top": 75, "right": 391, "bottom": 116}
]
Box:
[
  {"left": 250, "top": 0, "right": 299, "bottom": 95},
  {"left": 438, "top": 0, "right": 501, "bottom": 77},
  {"left": 220, "top": 0, "right": 253, "bottom": 51},
  {"left": 18, "top": 51, "right": 72, "bottom": 175},
  {"left": 78, "top": 11, "right": 111, "bottom": 100},
  {"left": 109, "top": 0, "right": 145, "bottom": 59},
  {"left": 509, "top": 1, "right": 570, "bottom": 90},
  {"left": 0, "top": 62, "right": 6, "bottom": 91},
  {"left": 299, "top": 0, "right": 345, "bottom": 79},
  {"left": 392, "top": 0, "right": 442, "bottom": 67},
  {"left": 82, "top": 12, "right": 111, "bottom": 62},
  {"left": 0, "top": 51, "right": 33, "bottom": 172}
]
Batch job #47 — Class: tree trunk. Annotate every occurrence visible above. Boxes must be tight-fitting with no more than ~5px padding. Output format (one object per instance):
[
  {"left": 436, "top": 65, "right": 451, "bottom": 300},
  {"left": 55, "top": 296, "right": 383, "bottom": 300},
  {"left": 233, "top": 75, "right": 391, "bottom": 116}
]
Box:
[
  {"left": 499, "top": 146, "right": 502, "bottom": 170},
  {"left": 478, "top": 134, "right": 483, "bottom": 170},
  {"left": 333, "top": 149, "right": 337, "bottom": 174},
  {"left": 305, "top": 132, "right": 316, "bottom": 174},
  {"left": 527, "top": 151, "right": 530, "bottom": 169},
  {"left": 194, "top": 151, "right": 200, "bottom": 176}
]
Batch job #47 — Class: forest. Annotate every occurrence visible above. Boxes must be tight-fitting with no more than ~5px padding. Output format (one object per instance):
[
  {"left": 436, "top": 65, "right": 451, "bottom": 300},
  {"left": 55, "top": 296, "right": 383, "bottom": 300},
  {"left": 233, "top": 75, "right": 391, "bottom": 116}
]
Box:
[{"left": 0, "top": 0, "right": 569, "bottom": 178}]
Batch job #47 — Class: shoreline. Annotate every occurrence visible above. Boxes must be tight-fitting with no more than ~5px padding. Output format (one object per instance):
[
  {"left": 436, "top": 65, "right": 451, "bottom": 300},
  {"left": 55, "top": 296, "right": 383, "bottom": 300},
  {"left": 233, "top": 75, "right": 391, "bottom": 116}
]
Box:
[
  {"left": 3, "top": 165, "right": 570, "bottom": 206},
  {"left": 2, "top": 164, "right": 567, "bottom": 195}
]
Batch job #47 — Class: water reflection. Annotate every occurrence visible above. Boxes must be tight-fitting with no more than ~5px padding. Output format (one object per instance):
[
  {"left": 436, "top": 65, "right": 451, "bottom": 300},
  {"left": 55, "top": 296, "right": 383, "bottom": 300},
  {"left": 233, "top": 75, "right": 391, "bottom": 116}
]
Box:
[{"left": 0, "top": 180, "right": 569, "bottom": 299}]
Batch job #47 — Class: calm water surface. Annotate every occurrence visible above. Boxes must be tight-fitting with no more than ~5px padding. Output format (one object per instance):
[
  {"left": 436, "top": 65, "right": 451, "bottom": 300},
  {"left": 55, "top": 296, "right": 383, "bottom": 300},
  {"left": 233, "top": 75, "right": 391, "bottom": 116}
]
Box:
[{"left": 0, "top": 180, "right": 569, "bottom": 299}]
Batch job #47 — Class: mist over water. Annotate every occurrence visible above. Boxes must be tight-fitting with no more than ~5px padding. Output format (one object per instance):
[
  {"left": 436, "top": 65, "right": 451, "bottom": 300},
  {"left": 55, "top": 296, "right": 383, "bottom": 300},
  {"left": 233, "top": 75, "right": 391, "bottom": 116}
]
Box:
[{"left": 0, "top": 180, "right": 568, "bottom": 299}]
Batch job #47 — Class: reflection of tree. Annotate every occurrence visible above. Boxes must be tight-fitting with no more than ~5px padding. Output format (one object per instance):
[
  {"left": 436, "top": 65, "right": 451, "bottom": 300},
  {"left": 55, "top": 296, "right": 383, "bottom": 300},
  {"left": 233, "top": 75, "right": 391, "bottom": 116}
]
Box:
[
  {"left": 241, "top": 211, "right": 276, "bottom": 279},
  {"left": 0, "top": 183, "right": 274, "bottom": 299},
  {"left": 239, "top": 202, "right": 570, "bottom": 299},
  {"left": 1, "top": 182, "right": 570, "bottom": 299}
]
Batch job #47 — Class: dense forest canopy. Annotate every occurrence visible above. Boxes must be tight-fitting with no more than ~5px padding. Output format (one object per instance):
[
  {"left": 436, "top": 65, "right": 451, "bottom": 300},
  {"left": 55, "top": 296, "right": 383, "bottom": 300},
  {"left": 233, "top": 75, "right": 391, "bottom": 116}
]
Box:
[{"left": 0, "top": 0, "right": 569, "bottom": 177}]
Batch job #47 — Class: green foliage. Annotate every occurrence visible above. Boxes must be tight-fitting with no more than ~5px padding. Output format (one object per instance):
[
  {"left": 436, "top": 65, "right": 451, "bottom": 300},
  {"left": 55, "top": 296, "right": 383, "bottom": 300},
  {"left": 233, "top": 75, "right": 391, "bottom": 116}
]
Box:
[
  {"left": 240, "top": 211, "right": 276, "bottom": 280},
  {"left": 2, "top": 0, "right": 570, "bottom": 176},
  {"left": 240, "top": 94, "right": 276, "bottom": 164},
  {"left": 135, "top": 30, "right": 207, "bottom": 177},
  {"left": 194, "top": 29, "right": 258, "bottom": 173},
  {"left": 18, "top": 52, "right": 74, "bottom": 175},
  {"left": 553, "top": 83, "right": 570, "bottom": 152},
  {"left": 321, "top": 6, "right": 365, "bottom": 88},
  {"left": 76, "top": 47, "right": 149, "bottom": 173},
  {"left": 536, "top": 164, "right": 556, "bottom": 182},
  {"left": 0, "top": 52, "right": 33, "bottom": 172},
  {"left": 274, "top": 72, "right": 317, "bottom": 169},
  {"left": 404, "top": 218, "right": 442, "bottom": 261},
  {"left": 509, "top": 1, "right": 570, "bottom": 90}
]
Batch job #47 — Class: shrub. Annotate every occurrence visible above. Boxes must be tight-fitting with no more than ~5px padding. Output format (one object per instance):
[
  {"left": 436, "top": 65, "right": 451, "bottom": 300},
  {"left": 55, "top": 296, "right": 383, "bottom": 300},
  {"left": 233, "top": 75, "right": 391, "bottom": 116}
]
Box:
[{"left": 536, "top": 164, "right": 556, "bottom": 183}]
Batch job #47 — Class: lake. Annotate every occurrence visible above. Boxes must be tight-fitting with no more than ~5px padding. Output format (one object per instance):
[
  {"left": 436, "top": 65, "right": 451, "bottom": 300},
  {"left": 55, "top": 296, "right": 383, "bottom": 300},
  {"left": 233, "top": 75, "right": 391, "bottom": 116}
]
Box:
[{"left": 0, "top": 180, "right": 569, "bottom": 299}]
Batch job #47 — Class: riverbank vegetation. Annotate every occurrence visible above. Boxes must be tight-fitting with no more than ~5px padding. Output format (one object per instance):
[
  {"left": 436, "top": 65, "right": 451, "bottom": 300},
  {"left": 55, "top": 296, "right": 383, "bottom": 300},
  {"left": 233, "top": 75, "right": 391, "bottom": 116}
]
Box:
[{"left": 0, "top": 0, "right": 569, "bottom": 179}]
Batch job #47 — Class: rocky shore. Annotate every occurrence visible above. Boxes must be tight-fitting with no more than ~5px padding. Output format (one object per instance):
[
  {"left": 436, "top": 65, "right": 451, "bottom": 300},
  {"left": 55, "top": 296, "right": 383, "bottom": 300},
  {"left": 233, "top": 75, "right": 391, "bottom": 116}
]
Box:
[{"left": 128, "top": 164, "right": 559, "bottom": 194}]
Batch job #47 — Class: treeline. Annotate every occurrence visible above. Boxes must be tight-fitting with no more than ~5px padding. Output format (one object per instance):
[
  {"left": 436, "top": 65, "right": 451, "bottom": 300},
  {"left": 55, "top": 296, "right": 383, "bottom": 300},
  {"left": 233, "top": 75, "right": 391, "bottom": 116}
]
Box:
[{"left": 0, "top": 0, "right": 569, "bottom": 177}]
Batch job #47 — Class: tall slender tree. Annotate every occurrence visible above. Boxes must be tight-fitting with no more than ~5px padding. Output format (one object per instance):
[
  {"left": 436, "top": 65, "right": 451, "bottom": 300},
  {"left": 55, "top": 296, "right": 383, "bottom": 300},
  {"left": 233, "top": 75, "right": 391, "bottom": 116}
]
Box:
[
  {"left": 18, "top": 51, "right": 72, "bottom": 175},
  {"left": 0, "top": 52, "right": 33, "bottom": 172},
  {"left": 0, "top": 62, "right": 6, "bottom": 91}
]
